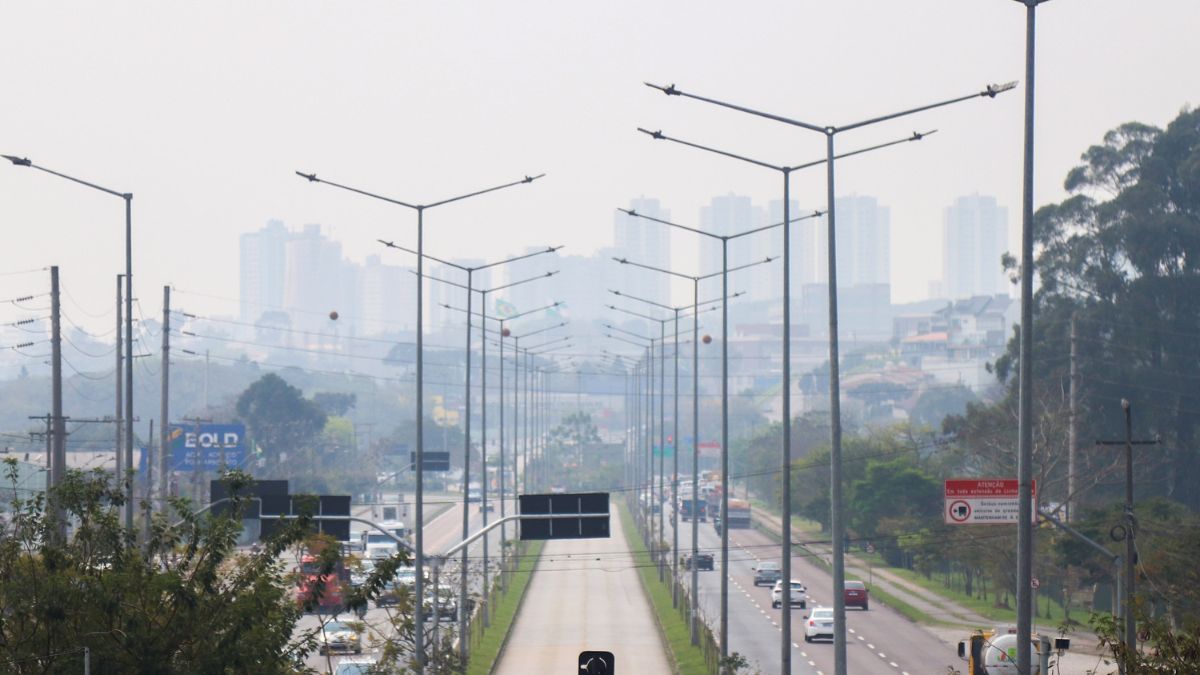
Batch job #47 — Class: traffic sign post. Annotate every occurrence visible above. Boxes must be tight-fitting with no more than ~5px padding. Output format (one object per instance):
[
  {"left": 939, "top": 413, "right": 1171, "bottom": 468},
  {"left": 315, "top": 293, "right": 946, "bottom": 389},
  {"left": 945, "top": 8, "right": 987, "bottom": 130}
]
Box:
[
  {"left": 944, "top": 479, "right": 1036, "bottom": 524},
  {"left": 518, "top": 492, "right": 610, "bottom": 541}
]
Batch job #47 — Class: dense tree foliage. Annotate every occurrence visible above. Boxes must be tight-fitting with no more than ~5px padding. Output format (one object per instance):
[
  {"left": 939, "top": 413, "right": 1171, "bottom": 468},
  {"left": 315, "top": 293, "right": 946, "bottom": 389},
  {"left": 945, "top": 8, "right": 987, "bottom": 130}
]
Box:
[
  {"left": 0, "top": 463, "right": 318, "bottom": 673},
  {"left": 235, "top": 373, "right": 327, "bottom": 477}
]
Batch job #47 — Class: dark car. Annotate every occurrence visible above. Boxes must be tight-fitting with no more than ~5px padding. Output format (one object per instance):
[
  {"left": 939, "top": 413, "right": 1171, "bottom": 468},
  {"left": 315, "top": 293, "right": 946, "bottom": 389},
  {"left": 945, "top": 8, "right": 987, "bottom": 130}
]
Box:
[
  {"left": 844, "top": 579, "right": 869, "bottom": 610},
  {"left": 682, "top": 553, "right": 715, "bottom": 571},
  {"left": 753, "top": 561, "right": 782, "bottom": 587}
]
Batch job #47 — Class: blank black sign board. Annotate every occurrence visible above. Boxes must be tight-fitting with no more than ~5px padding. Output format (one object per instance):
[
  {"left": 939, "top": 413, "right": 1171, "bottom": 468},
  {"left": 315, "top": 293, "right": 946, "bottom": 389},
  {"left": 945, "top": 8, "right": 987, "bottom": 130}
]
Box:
[
  {"left": 410, "top": 451, "right": 451, "bottom": 472},
  {"left": 258, "top": 494, "right": 352, "bottom": 542},
  {"left": 519, "top": 492, "right": 610, "bottom": 541}
]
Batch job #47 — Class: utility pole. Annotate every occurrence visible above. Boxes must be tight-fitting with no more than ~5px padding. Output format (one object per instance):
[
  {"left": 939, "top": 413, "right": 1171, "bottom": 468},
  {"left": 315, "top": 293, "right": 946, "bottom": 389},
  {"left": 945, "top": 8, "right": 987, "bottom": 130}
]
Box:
[
  {"left": 1068, "top": 312, "right": 1079, "bottom": 522},
  {"left": 160, "top": 286, "right": 170, "bottom": 511},
  {"left": 1096, "top": 400, "right": 1159, "bottom": 670},
  {"left": 50, "top": 266, "right": 66, "bottom": 540},
  {"left": 115, "top": 275, "right": 123, "bottom": 501},
  {"left": 183, "top": 415, "right": 213, "bottom": 504}
]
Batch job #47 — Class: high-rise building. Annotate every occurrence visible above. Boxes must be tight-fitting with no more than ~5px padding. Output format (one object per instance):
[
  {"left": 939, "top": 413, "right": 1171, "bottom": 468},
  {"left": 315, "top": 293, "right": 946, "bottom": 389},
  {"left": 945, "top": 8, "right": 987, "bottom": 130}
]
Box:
[
  {"left": 813, "top": 195, "right": 891, "bottom": 291},
  {"left": 941, "top": 194, "right": 1009, "bottom": 300},
  {"left": 239, "top": 219, "right": 289, "bottom": 323},
  {"left": 359, "top": 254, "right": 415, "bottom": 336},
  {"left": 614, "top": 197, "right": 671, "bottom": 303},
  {"left": 427, "top": 259, "right": 488, "bottom": 334},
  {"left": 283, "top": 224, "right": 355, "bottom": 339}
]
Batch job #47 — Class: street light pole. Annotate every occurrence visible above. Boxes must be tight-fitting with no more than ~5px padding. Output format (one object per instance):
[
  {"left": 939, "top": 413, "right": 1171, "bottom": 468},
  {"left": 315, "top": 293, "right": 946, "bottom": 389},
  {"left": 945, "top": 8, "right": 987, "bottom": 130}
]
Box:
[
  {"left": 297, "top": 170, "right": 543, "bottom": 670},
  {"left": 614, "top": 255, "right": 774, "bottom": 653},
  {"left": 647, "top": 78, "right": 1015, "bottom": 674},
  {"left": 3, "top": 155, "right": 136, "bottom": 534}
]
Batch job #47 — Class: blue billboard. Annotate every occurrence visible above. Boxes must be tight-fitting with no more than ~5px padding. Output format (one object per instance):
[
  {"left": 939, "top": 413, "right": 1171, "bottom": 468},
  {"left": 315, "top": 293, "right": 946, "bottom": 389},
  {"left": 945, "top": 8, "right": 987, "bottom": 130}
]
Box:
[{"left": 169, "top": 423, "right": 247, "bottom": 472}]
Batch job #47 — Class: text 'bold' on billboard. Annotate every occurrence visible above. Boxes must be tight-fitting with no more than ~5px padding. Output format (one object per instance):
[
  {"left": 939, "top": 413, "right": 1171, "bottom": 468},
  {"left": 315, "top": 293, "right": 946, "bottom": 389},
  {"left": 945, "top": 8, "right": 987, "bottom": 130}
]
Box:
[{"left": 169, "top": 423, "right": 247, "bottom": 472}]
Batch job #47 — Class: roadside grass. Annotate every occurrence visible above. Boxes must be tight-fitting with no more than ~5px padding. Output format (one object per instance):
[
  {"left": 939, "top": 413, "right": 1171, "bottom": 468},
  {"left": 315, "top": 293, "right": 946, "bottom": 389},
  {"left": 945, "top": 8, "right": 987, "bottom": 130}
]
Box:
[
  {"left": 466, "top": 539, "right": 544, "bottom": 675},
  {"left": 858, "top": 554, "right": 1073, "bottom": 627},
  {"left": 617, "top": 502, "right": 711, "bottom": 675}
]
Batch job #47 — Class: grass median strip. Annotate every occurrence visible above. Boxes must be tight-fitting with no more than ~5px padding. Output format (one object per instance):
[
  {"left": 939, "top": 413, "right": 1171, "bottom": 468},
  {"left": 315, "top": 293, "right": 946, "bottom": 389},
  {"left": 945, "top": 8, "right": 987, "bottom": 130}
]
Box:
[
  {"left": 466, "top": 539, "right": 544, "bottom": 675},
  {"left": 617, "top": 502, "right": 710, "bottom": 675}
]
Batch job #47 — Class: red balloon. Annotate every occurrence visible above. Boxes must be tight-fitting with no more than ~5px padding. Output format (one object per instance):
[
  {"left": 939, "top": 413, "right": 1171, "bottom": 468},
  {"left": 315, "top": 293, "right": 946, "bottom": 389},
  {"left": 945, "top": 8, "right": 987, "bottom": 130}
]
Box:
[
  {"left": 702, "top": 335, "right": 712, "bottom": 344},
  {"left": 502, "top": 328, "right": 511, "bottom": 337},
  {"left": 329, "top": 310, "right": 339, "bottom": 321}
]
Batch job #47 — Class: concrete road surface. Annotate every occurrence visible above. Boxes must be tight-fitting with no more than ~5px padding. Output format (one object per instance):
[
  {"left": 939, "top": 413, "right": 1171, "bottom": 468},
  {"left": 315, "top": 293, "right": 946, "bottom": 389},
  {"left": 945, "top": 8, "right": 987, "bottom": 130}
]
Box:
[
  {"left": 494, "top": 500, "right": 671, "bottom": 675},
  {"left": 670, "top": 514, "right": 953, "bottom": 675}
]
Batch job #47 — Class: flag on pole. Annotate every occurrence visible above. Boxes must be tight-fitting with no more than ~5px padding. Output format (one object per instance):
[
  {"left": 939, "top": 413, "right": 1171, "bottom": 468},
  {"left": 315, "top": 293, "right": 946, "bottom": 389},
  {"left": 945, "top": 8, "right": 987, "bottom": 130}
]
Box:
[{"left": 495, "top": 298, "right": 517, "bottom": 318}]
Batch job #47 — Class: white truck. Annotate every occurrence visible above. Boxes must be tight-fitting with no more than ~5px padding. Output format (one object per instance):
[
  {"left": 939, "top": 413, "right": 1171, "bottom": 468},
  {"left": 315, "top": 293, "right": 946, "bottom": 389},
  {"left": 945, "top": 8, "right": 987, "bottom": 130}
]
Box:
[{"left": 359, "top": 520, "right": 410, "bottom": 559}]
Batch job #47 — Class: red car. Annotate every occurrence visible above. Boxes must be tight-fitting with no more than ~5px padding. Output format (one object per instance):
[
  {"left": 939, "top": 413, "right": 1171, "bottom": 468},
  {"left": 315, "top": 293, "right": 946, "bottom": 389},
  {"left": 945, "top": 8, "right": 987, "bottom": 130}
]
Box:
[{"left": 844, "top": 580, "right": 869, "bottom": 610}]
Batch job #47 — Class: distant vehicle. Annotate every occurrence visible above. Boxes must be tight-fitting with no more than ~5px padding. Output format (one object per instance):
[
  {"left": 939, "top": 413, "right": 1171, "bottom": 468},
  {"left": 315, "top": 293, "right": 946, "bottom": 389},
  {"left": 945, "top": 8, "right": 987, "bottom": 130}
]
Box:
[
  {"left": 360, "top": 525, "right": 405, "bottom": 560},
  {"left": 419, "top": 586, "right": 459, "bottom": 621},
  {"left": 844, "top": 579, "right": 869, "bottom": 610},
  {"left": 772, "top": 579, "right": 808, "bottom": 609},
  {"left": 349, "top": 558, "right": 376, "bottom": 590},
  {"left": 725, "top": 498, "right": 752, "bottom": 529},
  {"left": 682, "top": 552, "right": 714, "bottom": 571},
  {"left": 804, "top": 607, "right": 835, "bottom": 642},
  {"left": 549, "top": 486, "right": 567, "bottom": 494},
  {"left": 333, "top": 657, "right": 379, "bottom": 675},
  {"left": 479, "top": 501, "right": 494, "bottom": 513},
  {"left": 679, "top": 498, "right": 706, "bottom": 522},
  {"left": 467, "top": 483, "right": 482, "bottom": 503},
  {"left": 316, "top": 619, "right": 362, "bottom": 655},
  {"left": 296, "top": 554, "right": 347, "bottom": 613},
  {"left": 753, "top": 561, "right": 782, "bottom": 587}
]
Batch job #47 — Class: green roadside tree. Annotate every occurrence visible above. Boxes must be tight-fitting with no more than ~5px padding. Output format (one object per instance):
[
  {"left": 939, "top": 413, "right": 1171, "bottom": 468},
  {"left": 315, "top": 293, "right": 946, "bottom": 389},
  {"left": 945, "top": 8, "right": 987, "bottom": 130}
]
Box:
[
  {"left": 235, "top": 373, "right": 327, "bottom": 477},
  {"left": 0, "top": 461, "right": 325, "bottom": 674}
]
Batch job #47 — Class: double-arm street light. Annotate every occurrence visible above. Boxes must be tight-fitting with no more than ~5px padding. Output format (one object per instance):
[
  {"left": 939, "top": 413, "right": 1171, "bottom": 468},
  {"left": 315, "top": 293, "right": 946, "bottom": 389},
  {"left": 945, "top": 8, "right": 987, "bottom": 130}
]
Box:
[
  {"left": 441, "top": 300, "right": 563, "bottom": 589},
  {"left": 297, "top": 169, "right": 543, "bottom": 670},
  {"left": 614, "top": 254, "right": 774, "bottom": 649},
  {"left": 635, "top": 127, "right": 932, "bottom": 672},
  {"left": 3, "top": 155, "right": 135, "bottom": 537},
  {"left": 525, "top": 341, "right": 573, "bottom": 490},
  {"left": 609, "top": 291, "right": 725, "bottom": 608},
  {"left": 647, "top": 79, "right": 1015, "bottom": 675},
  {"left": 396, "top": 249, "right": 558, "bottom": 655},
  {"left": 514, "top": 327, "right": 570, "bottom": 492}
]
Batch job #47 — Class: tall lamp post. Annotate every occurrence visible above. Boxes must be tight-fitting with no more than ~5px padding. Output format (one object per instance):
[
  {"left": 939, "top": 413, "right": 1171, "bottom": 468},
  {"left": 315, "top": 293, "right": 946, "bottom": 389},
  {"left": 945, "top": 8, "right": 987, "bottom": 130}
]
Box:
[
  {"left": 3, "top": 155, "right": 135, "bottom": 535},
  {"left": 514, "top": 330, "right": 571, "bottom": 491},
  {"left": 609, "top": 297, "right": 729, "bottom": 596},
  {"left": 646, "top": 79, "right": 1015, "bottom": 674},
  {"left": 1008, "top": 3, "right": 1050, "bottom": 672},
  {"left": 296, "top": 169, "right": 543, "bottom": 669},
  {"left": 404, "top": 256, "right": 558, "bottom": 654},
  {"left": 635, "top": 128, "right": 930, "bottom": 673},
  {"left": 613, "top": 254, "right": 775, "bottom": 650}
]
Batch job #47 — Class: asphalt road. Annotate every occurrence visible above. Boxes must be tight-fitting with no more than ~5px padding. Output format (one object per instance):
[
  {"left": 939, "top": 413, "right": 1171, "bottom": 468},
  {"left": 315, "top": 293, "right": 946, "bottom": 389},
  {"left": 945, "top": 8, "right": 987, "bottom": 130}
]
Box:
[
  {"left": 669, "top": 512, "right": 957, "bottom": 675},
  {"left": 298, "top": 494, "right": 516, "bottom": 674},
  {"left": 493, "top": 498, "right": 670, "bottom": 675}
]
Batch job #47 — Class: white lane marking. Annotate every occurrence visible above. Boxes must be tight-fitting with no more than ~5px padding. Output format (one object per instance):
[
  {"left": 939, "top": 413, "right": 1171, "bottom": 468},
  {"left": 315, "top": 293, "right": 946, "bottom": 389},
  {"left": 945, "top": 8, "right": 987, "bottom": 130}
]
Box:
[
  {"left": 848, "top": 628, "right": 856, "bottom": 634},
  {"left": 867, "top": 643, "right": 875, "bottom": 649},
  {"left": 878, "top": 652, "right": 886, "bottom": 659},
  {"left": 857, "top": 636, "right": 865, "bottom": 641},
  {"left": 890, "top": 662, "right": 899, "bottom": 668}
]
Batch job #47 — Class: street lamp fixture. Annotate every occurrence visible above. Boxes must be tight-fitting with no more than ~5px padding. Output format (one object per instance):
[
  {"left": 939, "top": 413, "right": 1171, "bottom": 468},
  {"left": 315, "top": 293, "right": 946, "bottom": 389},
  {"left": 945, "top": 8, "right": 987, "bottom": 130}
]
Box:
[
  {"left": 647, "top": 77, "right": 1014, "bottom": 675},
  {"left": 297, "top": 169, "right": 543, "bottom": 670},
  {"left": 4, "top": 155, "right": 135, "bottom": 538}
]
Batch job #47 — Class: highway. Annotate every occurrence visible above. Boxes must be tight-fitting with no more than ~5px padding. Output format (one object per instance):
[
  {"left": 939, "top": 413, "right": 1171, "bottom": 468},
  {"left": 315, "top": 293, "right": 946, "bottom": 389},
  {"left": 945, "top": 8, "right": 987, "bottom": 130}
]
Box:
[
  {"left": 670, "top": 512, "right": 957, "bottom": 675},
  {"left": 494, "top": 498, "right": 670, "bottom": 675},
  {"left": 298, "top": 494, "right": 516, "bottom": 673}
]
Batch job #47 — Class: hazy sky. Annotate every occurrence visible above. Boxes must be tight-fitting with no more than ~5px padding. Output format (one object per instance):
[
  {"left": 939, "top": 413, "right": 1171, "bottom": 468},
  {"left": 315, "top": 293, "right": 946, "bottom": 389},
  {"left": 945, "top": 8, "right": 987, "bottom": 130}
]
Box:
[{"left": 2, "top": 1, "right": 1197, "bottom": 331}]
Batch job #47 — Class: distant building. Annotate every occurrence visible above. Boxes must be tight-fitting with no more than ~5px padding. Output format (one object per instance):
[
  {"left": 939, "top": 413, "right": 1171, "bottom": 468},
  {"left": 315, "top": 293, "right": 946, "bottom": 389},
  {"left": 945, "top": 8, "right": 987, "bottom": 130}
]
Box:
[
  {"left": 283, "top": 224, "right": 356, "bottom": 339},
  {"left": 614, "top": 197, "right": 671, "bottom": 304},
  {"left": 941, "top": 194, "right": 1009, "bottom": 300},
  {"left": 239, "top": 219, "right": 289, "bottom": 323},
  {"left": 359, "top": 255, "right": 415, "bottom": 335},
  {"left": 814, "top": 195, "right": 891, "bottom": 290}
]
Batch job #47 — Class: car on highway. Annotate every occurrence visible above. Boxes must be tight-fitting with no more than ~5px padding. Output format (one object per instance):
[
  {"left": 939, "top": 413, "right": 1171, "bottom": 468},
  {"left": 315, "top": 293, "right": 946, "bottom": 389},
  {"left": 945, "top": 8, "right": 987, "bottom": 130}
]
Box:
[
  {"left": 681, "top": 552, "right": 714, "bottom": 571},
  {"left": 753, "top": 561, "right": 782, "bottom": 586},
  {"left": 844, "top": 579, "right": 869, "bottom": 610},
  {"left": 771, "top": 579, "right": 808, "bottom": 609},
  {"left": 479, "top": 500, "right": 494, "bottom": 513},
  {"left": 316, "top": 619, "right": 363, "bottom": 655},
  {"left": 803, "top": 607, "right": 835, "bottom": 642}
]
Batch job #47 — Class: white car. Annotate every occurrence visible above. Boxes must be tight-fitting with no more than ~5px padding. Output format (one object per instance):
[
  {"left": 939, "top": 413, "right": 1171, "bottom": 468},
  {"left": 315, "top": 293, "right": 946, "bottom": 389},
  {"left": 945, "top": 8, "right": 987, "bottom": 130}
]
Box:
[
  {"left": 316, "top": 619, "right": 363, "bottom": 655},
  {"left": 804, "top": 607, "right": 835, "bottom": 642},
  {"left": 771, "top": 579, "right": 808, "bottom": 609}
]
